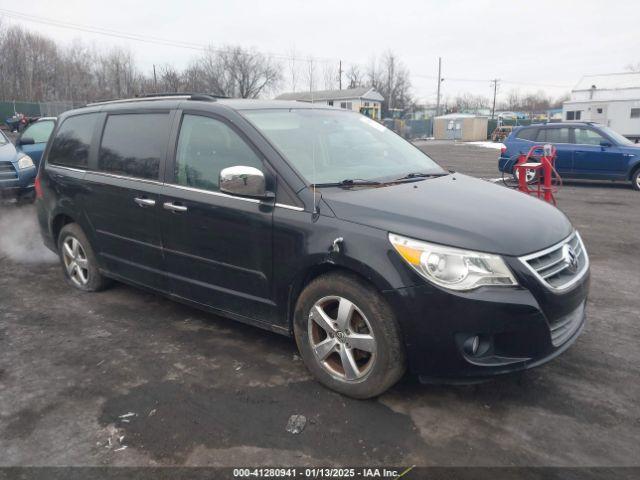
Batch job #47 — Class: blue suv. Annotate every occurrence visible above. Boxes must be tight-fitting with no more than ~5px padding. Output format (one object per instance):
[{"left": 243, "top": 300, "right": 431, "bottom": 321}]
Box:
[
  {"left": 498, "top": 122, "right": 640, "bottom": 190},
  {"left": 0, "top": 117, "right": 56, "bottom": 200}
]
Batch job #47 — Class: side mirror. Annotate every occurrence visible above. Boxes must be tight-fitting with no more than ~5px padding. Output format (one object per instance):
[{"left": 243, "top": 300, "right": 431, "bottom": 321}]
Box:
[
  {"left": 18, "top": 136, "right": 35, "bottom": 146},
  {"left": 219, "top": 165, "right": 272, "bottom": 199},
  {"left": 600, "top": 141, "right": 612, "bottom": 148}
]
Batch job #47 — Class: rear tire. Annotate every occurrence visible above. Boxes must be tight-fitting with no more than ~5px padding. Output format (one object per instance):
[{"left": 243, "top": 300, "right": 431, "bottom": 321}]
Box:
[
  {"left": 632, "top": 168, "right": 640, "bottom": 191},
  {"left": 57, "top": 223, "right": 110, "bottom": 292},
  {"left": 293, "top": 272, "right": 406, "bottom": 399}
]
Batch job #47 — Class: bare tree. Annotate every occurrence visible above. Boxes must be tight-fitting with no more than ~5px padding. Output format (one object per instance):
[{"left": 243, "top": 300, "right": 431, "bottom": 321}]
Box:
[
  {"left": 371, "top": 51, "right": 412, "bottom": 115},
  {"left": 304, "top": 57, "right": 317, "bottom": 93},
  {"left": 196, "top": 46, "right": 281, "bottom": 98},
  {"left": 500, "top": 89, "right": 555, "bottom": 114},
  {"left": 454, "top": 93, "right": 490, "bottom": 113},
  {"left": 181, "top": 61, "right": 208, "bottom": 93},
  {"left": 220, "top": 46, "right": 281, "bottom": 98},
  {"left": 345, "top": 64, "right": 364, "bottom": 89},
  {"left": 626, "top": 62, "right": 640, "bottom": 72},
  {"left": 287, "top": 46, "right": 299, "bottom": 92},
  {"left": 158, "top": 64, "right": 182, "bottom": 92},
  {"left": 550, "top": 93, "right": 570, "bottom": 109},
  {"left": 0, "top": 22, "right": 282, "bottom": 103},
  {"left": 504, "top": 89, "right": 522, "bottom": 111},
  {"left": 321, "top": 62, "right": 337, "bottom": 90}
]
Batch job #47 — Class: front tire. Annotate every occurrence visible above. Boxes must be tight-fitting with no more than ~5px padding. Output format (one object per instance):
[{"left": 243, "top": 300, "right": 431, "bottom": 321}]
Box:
[
  {"left": 57, "top": 223, "right": 110, "bottom": 292},
  {"left": 293, "top": 272, "right": 406, "bottom": 399},
  {"left": 632, "top": 169, "right": 640, "bottom": 191}
]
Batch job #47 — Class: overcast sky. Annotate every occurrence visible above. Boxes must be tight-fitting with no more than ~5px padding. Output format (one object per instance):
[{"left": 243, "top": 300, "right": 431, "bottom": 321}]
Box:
[{"left": 1, "top": 0, "right": 639, "bottom": 104}]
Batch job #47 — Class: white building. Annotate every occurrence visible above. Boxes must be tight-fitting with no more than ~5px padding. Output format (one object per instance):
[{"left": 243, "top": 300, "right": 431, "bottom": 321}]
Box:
[
  {"left": 275, "top": 87, "right": 384, "bottom": 120},
  {"left": 563, "top": 72, "right": 640, "bottom": 139}
]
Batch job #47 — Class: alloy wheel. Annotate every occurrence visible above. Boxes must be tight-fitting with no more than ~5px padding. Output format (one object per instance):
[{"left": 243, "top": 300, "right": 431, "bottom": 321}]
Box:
[
  {"left": 307, "top": 296, "right": 377, "bottom": 381},
  {"left": 62, "top": 237, "right": 89, "bottom": 287}
]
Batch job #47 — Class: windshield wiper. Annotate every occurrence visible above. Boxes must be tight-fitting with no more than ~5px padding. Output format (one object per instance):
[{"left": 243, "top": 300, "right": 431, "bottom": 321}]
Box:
[
  {"left": 313, "top": 178, "right": 383, "bottom": 187},
  {"left": 392, "top": 172, "right": 448, "bottom": 182}
]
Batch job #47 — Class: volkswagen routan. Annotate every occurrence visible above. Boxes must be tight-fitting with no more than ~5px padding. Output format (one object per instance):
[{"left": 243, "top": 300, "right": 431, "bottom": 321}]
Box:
[{"left": 36, "top": 95, "right": 589, "bottom": 398}]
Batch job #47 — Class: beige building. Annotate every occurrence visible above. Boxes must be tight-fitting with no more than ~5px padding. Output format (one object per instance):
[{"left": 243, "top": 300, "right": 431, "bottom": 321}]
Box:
[{"left": 433, "top": 113, "right": 488, "bottom": 141}]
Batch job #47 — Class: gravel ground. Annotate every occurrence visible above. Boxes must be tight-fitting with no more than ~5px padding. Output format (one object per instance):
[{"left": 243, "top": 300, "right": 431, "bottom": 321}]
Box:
[{"left": 0, "top": 140, "right": 638, "bottom": 468}]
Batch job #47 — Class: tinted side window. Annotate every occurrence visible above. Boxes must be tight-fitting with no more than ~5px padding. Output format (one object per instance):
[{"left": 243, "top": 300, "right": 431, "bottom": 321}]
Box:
[
  {"left": 573, "top": 128, "right": 606, "bottom": 145},
  {"left": 175, "top": 114, "right": 263, "bottom": 191},
  {"left": 537, "top": 128, "right": 569, "bottom": 144},
  {"left": 48, "top": 114, "right": 100, "bottom": 167},
  {"left": 23, "top": 120, "right": 55, "bottom": 144},
  {"left": 98, "top": 113, "right": 170, "bottom": 180},
  {"left": 515, "top": 128, "right": 537, "bottom": 141}
]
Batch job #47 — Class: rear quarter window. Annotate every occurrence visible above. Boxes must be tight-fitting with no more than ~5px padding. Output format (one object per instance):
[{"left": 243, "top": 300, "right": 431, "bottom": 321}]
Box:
[
  {"left": 98, "top": 113, "right": 171, "bottom": 180},
  {"left": 47, "top": 113, "right": 100, "bottom": 168},
  {"left": 515, "top": 128, "right": 537, "bottom": 141},
  {"left": 537, "top": 127, "right": 570, "bottom": 143}
]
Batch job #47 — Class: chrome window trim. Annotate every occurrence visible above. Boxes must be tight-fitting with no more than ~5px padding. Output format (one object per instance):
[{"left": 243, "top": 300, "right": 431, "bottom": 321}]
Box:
[
  {"left": 166, "top": 184, "right": 304, "bottom": 210},
  {"left": 519, "top": 231, "right": 589, "bottom": 293},
  {"left": 165, "top": 183, "right": 261, "bottom": 204},
  {"left": 275, "top": 203, "right": 304, "bottom": 211},
  {"left": 42, "top": 167, "right": 306, "bottom": 209},
  {"left": 47, "top": 164, "right": 87, "bottom": 174},
  {"left": 86, "top": 170, "right": 164, "bottom": 186}
]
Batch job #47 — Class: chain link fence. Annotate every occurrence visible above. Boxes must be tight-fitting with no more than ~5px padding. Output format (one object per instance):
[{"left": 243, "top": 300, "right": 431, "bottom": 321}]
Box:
[{"left": 1, "top": 100, "right": 82, "bottom": 124}]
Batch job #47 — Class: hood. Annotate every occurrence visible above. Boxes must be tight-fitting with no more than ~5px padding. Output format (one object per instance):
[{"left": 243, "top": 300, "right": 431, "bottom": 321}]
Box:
[
  {"left": 321, "top": 174, "right": 573, "bottom": 257},
  {"left": 0, "top": 141, "right": 18, "bottom": 164}
]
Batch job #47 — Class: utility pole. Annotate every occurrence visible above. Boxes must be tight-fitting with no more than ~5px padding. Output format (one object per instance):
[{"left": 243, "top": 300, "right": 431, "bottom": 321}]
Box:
[
  {"left": 153, "top": 64, "right": 158, "bottom": 93},
  {"left": 338, "top": 60, "right": 342, "bottom": 90},
  {"left": 491, "top": 78, "right": 500, "bottom": 119},
  {"left": 435, "top": 57, "right": 442, "bottom": 116}
]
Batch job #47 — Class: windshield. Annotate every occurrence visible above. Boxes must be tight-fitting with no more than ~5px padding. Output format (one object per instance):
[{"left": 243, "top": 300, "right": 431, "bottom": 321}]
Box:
[
  {"left": 0, "top": 130, "right": 7, "bottom": 145},
  {"left": 23, "top": 120, "right": 55, "bottom": 143},
  {"left": 243, "top": 109, "right": 445, "bottom": 184},
  {"left": 599, "top": 126, "right": 634, "bottom": 146}
]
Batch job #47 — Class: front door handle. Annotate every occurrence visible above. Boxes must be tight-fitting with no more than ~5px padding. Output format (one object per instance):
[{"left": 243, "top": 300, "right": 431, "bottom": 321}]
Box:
[
  {"left": 134, "top": 197, "right": 156, "bottom": 207},
  {"left": 163, "top": 202, "right": 188, "bottom": 212}
]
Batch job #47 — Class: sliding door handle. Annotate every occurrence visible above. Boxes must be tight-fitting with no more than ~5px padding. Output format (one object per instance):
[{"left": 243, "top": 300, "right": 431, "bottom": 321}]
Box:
[
  {"left": 134, "top": 197, "right": 156, "bottom": 207},
  {"left": 163, "top": 202, "right": 188, "bottom": 212}
]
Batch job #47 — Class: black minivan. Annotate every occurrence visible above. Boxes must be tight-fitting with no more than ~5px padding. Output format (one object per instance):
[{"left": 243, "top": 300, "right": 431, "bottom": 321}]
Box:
[{"left": 36, "top": 95, "right": 590, "bottom": 398}]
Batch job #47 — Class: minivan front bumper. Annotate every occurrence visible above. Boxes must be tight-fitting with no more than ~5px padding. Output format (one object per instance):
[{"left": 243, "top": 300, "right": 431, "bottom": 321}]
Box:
[{"left": 383, "top": 262, "right": 589, "bottom": 381}]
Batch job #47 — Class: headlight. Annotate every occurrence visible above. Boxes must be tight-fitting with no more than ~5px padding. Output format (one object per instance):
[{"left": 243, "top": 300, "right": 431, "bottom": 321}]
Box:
[
  {"left": 17, "top": 155, "right": 34, "bottom": 169},
  {"left": 389, "top": 233, "right": 517, "bottom": 291}
]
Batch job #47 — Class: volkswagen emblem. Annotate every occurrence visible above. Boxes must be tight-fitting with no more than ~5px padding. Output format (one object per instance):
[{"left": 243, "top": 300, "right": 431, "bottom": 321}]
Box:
[{"left": 562, "top": 244, "right": 579, "bottom": 273}]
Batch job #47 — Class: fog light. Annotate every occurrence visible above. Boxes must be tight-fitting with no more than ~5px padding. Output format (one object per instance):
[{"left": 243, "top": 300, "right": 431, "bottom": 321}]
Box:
[{"left": 463, "top": 335, "right": 480, "bottom": 356}]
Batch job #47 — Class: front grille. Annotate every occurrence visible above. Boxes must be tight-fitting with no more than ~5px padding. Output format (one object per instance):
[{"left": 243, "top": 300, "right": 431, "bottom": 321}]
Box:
[
  {"left": 0, "top": 162, "right": 17, "bottom": 179},
  {"left": 520, "top": 232, "right": 589, "bottom": 291},
  {"left": 549, "top": 301, "right": 585, "bottom": 347}
]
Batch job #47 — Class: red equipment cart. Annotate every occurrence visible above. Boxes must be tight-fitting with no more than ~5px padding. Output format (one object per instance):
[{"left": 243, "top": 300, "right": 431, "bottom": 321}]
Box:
[{"left": 514, "top": 144, "right": 561, "bottom": 205}]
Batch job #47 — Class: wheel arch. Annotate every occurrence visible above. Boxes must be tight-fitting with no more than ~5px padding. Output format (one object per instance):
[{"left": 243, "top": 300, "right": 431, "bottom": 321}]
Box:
[
  {"left": 286, "top": 259, "right": 392, "bottom": 333},
  {"left": 51, "top": 211, "right": 77, "bottom": 247},
  {"left": 628, "top": 159, "right": 640, "bottom": 181}
]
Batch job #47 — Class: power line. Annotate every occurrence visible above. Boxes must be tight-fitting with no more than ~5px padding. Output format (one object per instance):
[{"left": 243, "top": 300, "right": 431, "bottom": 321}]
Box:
[
  {"left": 0, "top": 7, "right": 339, "bottom": 64},
  {"left": 413, "top": 73, "right": 570, "bottom": 89},
  {"left": 0, "top": 7, "right": 573, "bottom": 94}
]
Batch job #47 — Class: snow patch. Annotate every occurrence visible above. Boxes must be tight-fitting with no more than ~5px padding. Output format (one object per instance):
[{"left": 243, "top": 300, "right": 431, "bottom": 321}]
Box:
[{"left": 466, "top": 141, "right": 505, "bottom": 150}]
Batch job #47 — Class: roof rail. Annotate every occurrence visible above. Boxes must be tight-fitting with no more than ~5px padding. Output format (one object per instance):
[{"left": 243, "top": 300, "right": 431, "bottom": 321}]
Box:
[{"left": 85, "top": 93, "right": 226, "bottom": 107}]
